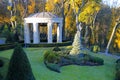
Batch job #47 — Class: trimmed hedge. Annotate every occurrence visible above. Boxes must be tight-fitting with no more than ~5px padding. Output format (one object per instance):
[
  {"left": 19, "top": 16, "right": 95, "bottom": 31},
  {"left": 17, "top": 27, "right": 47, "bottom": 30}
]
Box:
[
  {"left": 0, "top": 41, "right": 72, "bottom": 51},
  {"left": 0, "top": 43, "right": 24, "bottom": 51},
  {"left": 25, "top": 41, "right": 72, "bottom": 47},
  {"left": 53, "top": 46, "right": 61, "bottom": 52}
]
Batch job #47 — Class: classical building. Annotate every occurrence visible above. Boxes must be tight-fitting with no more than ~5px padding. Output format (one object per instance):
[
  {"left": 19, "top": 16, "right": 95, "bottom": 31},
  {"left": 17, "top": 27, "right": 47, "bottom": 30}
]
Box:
[{"left": 24, "top": 12, "right": 63, "bottom": 44}]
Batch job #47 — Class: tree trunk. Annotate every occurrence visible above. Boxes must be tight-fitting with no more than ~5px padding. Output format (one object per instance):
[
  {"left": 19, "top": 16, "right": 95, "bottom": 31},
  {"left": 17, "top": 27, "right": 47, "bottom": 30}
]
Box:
[
  {"left": 84, "top": 26, "right": 89, "bottom": 45},
  {"left": 91, "top": 28, "right": 95, "bottom": 44},
  {"left": 61, "top": 0, "right": 66, "bottom": 41},
  {"left": 105, "top": 22, "right": 120, "bottom": 54}
]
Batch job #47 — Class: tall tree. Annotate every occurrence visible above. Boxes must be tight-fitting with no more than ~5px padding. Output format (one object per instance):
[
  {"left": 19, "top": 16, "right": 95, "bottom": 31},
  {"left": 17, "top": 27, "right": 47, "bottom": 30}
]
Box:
[
  {"left": 79, "top": 1, "right": 101, "bottom": 45},
  {"left": 69, "top": 0, "right": 101, "bottom": 55},
  {"left": 105, "top": 1, "right": 120, "bottom": 54}
]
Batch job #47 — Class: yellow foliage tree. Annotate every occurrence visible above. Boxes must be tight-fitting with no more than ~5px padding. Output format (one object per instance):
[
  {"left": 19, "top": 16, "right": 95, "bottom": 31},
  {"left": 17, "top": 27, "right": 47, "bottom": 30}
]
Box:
[
  {"left": 79, "top": 1, "right": 100, "bottom": 24},
  {"left": 114, "top": 28, "right": 120, "bottom": 50},
  {"left": 28, "top": 0, "right": 35, "bottom": 14},
  {"left": 45, "top": 0, "right": 55, "bottom": 12}
]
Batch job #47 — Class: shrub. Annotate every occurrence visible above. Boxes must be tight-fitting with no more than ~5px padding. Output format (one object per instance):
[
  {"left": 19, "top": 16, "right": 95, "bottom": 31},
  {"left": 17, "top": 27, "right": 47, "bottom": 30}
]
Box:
[
  {"left": 0, "top": 59, "right": 4, "bottom": 67},
  {"left": 53, "top": 46, "right": 61, "bottom": 52},
  {"left": 6, "top": 44, "right": 35, "bottom": 80},
  {"left": 89, "top": 56, "right": 104, "bottom": 65},
  {"left": 91, "top": 45, "right": 100, "bottom": 53},
  {"left": 44, "top": 50, "right": 60, "bottom": 64},
  {"left": 83, "top": 54, "right": 90, "bottom": 63},
  {"left": 44, "top": 50, "right": 50, "bottom": 61}
]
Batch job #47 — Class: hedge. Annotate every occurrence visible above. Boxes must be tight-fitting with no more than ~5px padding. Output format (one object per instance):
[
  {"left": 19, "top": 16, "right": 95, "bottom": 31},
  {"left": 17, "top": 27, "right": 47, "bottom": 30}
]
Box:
[
  {"left": 0, "top": 41, "right": 72, "bottom": 51},
  {"left": 25, "top": 41, "right": 72, "bottom": 47}
]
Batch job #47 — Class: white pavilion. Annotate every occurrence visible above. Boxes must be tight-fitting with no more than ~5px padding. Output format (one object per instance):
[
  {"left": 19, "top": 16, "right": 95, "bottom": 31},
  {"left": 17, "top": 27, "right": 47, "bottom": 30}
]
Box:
[{"left": 24, "top": 12, "right": 63, "bottom": 44}]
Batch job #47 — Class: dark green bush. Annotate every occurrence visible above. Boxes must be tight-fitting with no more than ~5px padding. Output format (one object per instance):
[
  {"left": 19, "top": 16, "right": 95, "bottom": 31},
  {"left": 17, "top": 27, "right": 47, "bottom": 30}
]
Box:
[
  {"left": 53, "top": 46, "right": 61, "bottom": 52},
  {"left": 0, "top": 59, "right": 4, "bottom": 67},
  {"left": 89, "top": 56, "right": 104, "bottom": 65},
  {"left": 6, "top": 44, "right": 35, "bottom": 80},
  {"left": 0, "top": 45, "right": 15, "bottom": 51},
  {"left": 83, "top": 54, "right": 90, "bottom": 63}
]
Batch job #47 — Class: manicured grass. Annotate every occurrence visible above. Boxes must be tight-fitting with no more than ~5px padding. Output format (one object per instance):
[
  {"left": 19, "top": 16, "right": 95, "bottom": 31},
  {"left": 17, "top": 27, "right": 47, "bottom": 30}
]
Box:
[{"left": 0, "top": 47, "right": 118, "bottom": 80}]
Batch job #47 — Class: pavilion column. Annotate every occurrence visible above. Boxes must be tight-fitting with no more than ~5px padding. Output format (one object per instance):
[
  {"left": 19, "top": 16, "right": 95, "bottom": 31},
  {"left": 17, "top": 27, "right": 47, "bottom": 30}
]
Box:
[
  {"left": 57, "top": 22, "right": 62, "bottom": 43},
  {"left": 24, "top": 23, "right": 30, "bottom": 43},
  {"left": 33, "top": 22, "right": 40, "bottom": 44},
  {"left": 48, "top": 22, "right": 53, "bottom": 43}
]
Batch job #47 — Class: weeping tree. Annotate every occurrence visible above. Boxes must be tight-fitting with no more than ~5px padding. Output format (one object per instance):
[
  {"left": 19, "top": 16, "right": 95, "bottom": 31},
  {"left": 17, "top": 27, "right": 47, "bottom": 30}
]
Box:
[
  {"left": 69, "top": 0, "right": 88, "bottom": 55},
  {"left": 69, "top": 0, "right": 101, "bottom": 55},
  {"left": 6, "top": 44, "right": 35, "bottom": 80}
]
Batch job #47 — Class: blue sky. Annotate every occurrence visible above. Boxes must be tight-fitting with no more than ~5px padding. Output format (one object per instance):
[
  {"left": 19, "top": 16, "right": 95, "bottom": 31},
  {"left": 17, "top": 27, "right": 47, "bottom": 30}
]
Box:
[{"left": 102, "top": 0, "right": 120, "bottom": 7}]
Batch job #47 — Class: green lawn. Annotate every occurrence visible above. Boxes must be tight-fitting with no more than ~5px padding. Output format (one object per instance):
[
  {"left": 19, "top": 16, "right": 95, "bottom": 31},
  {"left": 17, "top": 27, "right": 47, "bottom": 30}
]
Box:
[{"left": 0, "top": 47, "right": 118, "bottom": 80}]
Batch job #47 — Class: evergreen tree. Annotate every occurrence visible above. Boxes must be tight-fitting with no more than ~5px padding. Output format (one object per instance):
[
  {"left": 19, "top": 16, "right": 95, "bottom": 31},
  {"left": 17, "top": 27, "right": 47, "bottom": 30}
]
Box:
[
  {"left": 6, "top": 44, "right": 35, "bottom": 80},
  {"left": 70, "top": 31, "right": 83, "bottom": 55}
]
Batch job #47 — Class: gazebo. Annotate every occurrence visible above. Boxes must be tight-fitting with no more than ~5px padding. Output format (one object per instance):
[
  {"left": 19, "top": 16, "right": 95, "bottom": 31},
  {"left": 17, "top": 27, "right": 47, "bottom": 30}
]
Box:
[{"left": 24, "top": 12, "right": 63, "bottom": 44}]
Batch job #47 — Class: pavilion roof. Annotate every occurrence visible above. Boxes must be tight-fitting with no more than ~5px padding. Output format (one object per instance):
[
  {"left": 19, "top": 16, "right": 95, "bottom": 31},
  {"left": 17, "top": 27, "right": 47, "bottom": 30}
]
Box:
[{"left": 27, "top": 12, "right": 60, "bottom": 18}]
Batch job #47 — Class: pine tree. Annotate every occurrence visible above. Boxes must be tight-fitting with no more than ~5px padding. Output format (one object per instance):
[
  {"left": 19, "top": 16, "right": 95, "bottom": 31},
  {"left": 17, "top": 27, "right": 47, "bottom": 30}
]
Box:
[
  {"left": 6, "top": 44, "right": 35, "bottom": 80},
  {"left": 70, "top": 31, "right": 83, "bottom": 55}
]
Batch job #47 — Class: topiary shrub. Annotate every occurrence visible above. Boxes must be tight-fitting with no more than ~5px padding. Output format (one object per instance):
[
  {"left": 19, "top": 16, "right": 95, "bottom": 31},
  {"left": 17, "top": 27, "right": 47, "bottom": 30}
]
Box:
[
  {"left": 5, "top": 44, "right": 35, "bottom": 80},
  {"left": 0, "top": 59, "right": 4, "bottom": 67},
  {"left": 70, "top": 31, "right": 83, "bottom": 55},
  {"left": 53, "top": 46, "right": 61, "bottom": 52}
]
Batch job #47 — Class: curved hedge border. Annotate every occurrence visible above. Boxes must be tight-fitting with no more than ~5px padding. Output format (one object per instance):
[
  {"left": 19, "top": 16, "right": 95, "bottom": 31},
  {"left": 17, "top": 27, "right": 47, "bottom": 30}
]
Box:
[{"left": 0, "top": 41, "right": 72, "bottom": 51}]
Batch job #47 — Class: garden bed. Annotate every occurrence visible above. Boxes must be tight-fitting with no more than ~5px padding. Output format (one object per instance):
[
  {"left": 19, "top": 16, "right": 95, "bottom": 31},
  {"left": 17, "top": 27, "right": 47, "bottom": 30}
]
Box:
[{"left": 44, "top": 47, "right": 104, "bottom": 73}]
